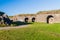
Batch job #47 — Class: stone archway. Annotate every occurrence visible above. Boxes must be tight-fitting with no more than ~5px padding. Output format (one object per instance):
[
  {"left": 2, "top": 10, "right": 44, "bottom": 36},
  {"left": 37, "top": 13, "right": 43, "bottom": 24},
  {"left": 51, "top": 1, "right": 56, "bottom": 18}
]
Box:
[
  {"left": 47, "top": 15, "right": 54, "bottom": 24},
  {"left": 32, "top": 17, "right": 35, "bottom": 22},
  {"left": 24, "top": 17, "right": 29, "bottom": 23}
]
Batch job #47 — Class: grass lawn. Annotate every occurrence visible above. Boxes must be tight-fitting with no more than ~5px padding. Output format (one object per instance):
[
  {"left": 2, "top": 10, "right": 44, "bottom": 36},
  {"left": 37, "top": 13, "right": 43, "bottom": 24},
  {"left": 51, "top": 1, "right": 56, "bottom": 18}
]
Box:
[{"left": 0, "top": 22, "right": 60, "bottom": 40}]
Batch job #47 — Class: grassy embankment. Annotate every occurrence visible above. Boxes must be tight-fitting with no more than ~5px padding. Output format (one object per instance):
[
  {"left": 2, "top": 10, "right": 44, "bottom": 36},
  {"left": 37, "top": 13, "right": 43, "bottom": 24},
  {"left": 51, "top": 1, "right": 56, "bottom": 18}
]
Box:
[{"left": 0, "top": 22, "right": 60, "bottom": 40}]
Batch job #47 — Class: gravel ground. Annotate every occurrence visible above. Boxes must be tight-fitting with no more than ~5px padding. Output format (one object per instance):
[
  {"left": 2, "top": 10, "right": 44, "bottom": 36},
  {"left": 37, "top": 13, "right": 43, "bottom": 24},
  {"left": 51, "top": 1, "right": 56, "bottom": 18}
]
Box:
[{"left": 0, "top": 25, "right": 29, "bottom": 30}]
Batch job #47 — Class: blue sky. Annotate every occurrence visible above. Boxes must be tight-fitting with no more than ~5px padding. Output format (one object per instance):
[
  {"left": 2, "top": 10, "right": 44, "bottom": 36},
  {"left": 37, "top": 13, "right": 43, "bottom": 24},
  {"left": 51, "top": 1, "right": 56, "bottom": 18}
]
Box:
[{"left": 0, "top": 0, "right": 60, "bottom": 16}]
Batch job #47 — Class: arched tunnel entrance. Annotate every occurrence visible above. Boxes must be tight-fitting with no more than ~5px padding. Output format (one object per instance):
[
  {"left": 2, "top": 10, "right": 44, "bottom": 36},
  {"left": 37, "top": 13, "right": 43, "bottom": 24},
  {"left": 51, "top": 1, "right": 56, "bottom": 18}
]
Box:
[
  {"left": 47, "top": 15, "right": 54, "bottom": 24},
  {"left": 24, "top": 17, "right": 29, "bottom": 23},
  {"left": 32, "top": 17, "right": 35, "bottom": 22}
]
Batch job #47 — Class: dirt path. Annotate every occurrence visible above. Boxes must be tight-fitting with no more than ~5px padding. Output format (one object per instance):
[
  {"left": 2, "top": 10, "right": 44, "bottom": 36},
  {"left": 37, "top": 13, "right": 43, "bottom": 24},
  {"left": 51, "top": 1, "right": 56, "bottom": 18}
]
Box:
[{"left": 0, "top": 25, "right": 29, "bottom": 30}]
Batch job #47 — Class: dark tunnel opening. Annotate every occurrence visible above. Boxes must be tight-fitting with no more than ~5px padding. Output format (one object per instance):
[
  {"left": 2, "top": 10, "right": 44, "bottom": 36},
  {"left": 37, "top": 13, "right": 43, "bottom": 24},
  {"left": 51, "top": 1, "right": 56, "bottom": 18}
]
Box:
[
  {"left": 32, "top": 17, "right": 35, "bottom": 22},
  {"left": 47, "top": 15, "right": 54, "bottom": 24},
  {"left": 24, "top": 18, "right": 29, "bottom": 23}
]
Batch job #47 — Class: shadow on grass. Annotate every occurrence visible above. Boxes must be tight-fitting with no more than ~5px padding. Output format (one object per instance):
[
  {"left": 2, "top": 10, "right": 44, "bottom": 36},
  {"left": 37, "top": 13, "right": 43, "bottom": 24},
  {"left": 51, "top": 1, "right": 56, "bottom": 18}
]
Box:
[{"left": 12, "top": 21, "right": 33, "bottom": 26}]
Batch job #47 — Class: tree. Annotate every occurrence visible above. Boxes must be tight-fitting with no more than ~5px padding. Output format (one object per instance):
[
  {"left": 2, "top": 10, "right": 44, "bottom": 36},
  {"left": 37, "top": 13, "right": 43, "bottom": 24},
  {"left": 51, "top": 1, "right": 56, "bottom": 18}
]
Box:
[{"left": 0, "top": 11, "right": 12, "bottom": 25}]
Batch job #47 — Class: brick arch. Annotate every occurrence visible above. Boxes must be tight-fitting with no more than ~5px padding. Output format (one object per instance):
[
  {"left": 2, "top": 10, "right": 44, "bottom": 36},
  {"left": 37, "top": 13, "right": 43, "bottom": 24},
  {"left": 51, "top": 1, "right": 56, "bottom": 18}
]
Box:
[
  {"left": 47, "top": 15, "right": 54, "bottom": 24},
  {"left": 32, "top": 17, "right": 35, "bottom": 22},
  {"left": 24, "top": 17, "right": 29, "bottom": 22}
]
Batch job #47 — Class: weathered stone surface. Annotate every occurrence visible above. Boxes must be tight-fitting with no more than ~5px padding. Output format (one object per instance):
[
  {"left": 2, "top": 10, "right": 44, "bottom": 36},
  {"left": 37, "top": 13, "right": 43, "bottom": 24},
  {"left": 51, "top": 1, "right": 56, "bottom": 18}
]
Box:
[{"left": 10, "top": 10, "right": 60, "bottom": 24}]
